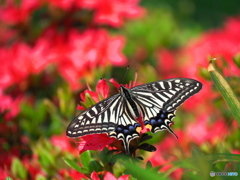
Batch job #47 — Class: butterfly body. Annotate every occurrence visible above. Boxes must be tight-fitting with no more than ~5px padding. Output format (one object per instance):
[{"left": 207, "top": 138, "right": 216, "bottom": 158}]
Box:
[{"left": 66, "top": 78, "right": 202, "bottom": 154}]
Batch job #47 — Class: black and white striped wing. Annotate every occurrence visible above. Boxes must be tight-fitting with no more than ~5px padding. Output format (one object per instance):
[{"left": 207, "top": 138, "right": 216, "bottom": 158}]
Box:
[
  {"left": 66, "top": 94, "right": 122, "bottom": 137},
  {"left": 131, "top": 78, "right": 202, "bottom": 134},
  {"left": 66, "top": 78, "right": 202, "bottom": 154},
  {"left": 66, "top": 93, "right": 141, "bottom": 146}
]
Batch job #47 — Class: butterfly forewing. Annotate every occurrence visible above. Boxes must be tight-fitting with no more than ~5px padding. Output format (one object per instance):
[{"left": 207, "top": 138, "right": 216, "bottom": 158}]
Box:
[
  {"left": 66, "top": 94, "right": 121, "bottom": 137},
  {"left": 132, "top": 78, "right": 202, "bottom": 111}
]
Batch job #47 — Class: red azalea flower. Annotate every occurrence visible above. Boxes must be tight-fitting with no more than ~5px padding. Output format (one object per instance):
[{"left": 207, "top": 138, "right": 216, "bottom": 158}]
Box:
[
  {"left": 91, "top": 171, "right": 101, "bottom": 180},
  {"left": 0, "top": 40, "right": 52, "bottom": 89},
  {"left": 77, "top": 78, "right": 110, "bottom": 110},
  {"left": 0, "top": 0, "right": 39, "bottom": 24},
  {"left": 182, "top": 17, "right": 240, "bottom": 78},
  {"left": 157, "top": 49, "right": 182, "bottom": 79},
  {"left": 186, "top": 114, "right": 229, "bottom": 145},
  {"left": 50, "top": 133, "right": 78, "bottom": 155},
  {"left": 109, "top": 73, "right": 140, "bottom": 89},
  {"left": 104, "top": 172, "right": 130, "bottom": 180},
  {"left": 59, "top": 168, "right": 87, "bottom": 179},
  {"left": 232, "top": 149, "right": 240, "bottom": 154},
  {"left": 78, "top": 134, "right": 116, "bottom": 154},
  {"left": 0, "top": 168, "right": 10, "bottom": 180},
  {"left": 0, "top": 89, "right": 21, "bottom": 120},
  {"left": 91, "top": 171, "right": 130, "bottom": 180},
  {"left": 78, "top": 0, "right": 144, "bottom": 27},
  {"left": 56, "top": 30, "right": 126, "bottom": 90},
  {"left": 22, "top": 155, "right": 46, "bottom": 179}
]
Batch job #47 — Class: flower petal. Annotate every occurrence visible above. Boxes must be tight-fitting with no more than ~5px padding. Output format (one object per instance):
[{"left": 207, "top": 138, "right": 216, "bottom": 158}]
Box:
[
  {"left": 96, "top": 79, "right": 109, "bottom": 99},
  {"left": 78, "top": 134, "right": 116, "bottom": 154}
]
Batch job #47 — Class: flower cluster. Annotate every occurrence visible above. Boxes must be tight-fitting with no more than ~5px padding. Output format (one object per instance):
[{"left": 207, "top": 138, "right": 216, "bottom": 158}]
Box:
[
  {"left": 150, "top": 17, "right": 240, "bottom": 179},
  {"left": 1, "top": 0, "right": 239, "bottom": 179},
  {"left": 0, "top": 0, "right": 143, "bottom": 27},
  {"left": 0, "top": 0, "right": 143, "bottom": 179}
]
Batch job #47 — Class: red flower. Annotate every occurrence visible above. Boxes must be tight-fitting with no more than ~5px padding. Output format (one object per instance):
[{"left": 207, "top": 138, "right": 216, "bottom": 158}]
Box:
[
  {"left": 0, "top": 89, "right": 21, "bottom": 120},
  {"left": 157, "top": 49, "right": 181, "bottom": 79},
  {"left": 59, "top": 168, "right": 87, "bottom": 179},
  {"left": 78, "top": 0, "right": 144, "bottom": 27},
  {"left": 77, "top": 79, "right": 110, "bottom": 110},
  {"left": 0, "top": 0, "right": 39, "bottom": 24},
  {"left": 0, "top": 168, "right": 10, "bottom": 180},
  {"left": 56, "top": 30, "right": 127, "bottom": 90},
  {"left": 91, "top": 171, "right": 100, "bottom": 180},
  {"left": 186, "top": 114, "right": 229, "bottom": 145},
  {"left": 91, "top": 171, "right": 130, "bottom": 180},
  {"left": 23, "top": 155, "right": 46, "bottom": 179},
  {"left": 182, "top": 17, "right": 240, "bottom": 78},
  {"left": 50, "top": 133, "right": 78, "bottom": 155},
  {"left": 78, "top": 134, "right": 116, "bottom": 154},
  {"left": 0, "top": 40, "right": 52, "bottom": 89},
  {"left": 104, "top": 172, "right": 130, "bottom": 180},
  {"left": 96, "top": 79, "right": 110, "bottom": 99}
]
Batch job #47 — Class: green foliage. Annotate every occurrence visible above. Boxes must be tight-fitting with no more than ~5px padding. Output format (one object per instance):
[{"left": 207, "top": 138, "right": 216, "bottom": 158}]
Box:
[
  {"left": 5, "top": 177, "right": 13, "bottom": 180},
  {"left": 63, "top": 157, "right": 88, "bottom": 173},
  {"left": 11, "top": 158, "right": 28, "bottom": 179},
  {"left": 172, "top": 153, "right": 240, "bottom": 180},
  {"left": 123, "top": 160, "right": 168, "bottom": 180},
  {"left": 208, "top": 60, "right": 240, "bottom": 124}
]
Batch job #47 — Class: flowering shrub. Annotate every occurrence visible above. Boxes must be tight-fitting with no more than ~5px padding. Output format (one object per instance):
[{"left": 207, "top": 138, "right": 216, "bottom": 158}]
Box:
[{"left": 0, "top": 0, "right": 240, "bottom": 179}]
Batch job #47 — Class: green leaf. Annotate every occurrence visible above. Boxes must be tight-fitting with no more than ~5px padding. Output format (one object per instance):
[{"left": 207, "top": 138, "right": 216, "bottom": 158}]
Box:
[
  {"left": 80, "top": 93, "right": 97, "bottom": 109},
  {"left": 233, "top": 53, "right": 240, "bottom": 68},
  {"left": 146, "top": 161, "right": 153, "bottom": 169},
  {"left": 122, "top": 158, "right": 168, "bottom": 180},
  {"left": 39, "top": 149, "right": 55, "bottom": 167},
  {"left": 11, "top": 158, "right": 27, "bottom": 179},
  {"left": 57, "top": 87, "right": 75, "bottom": 118},
  {"left": 62, "top": 157, "right": 88, "bottom": 173},
  {"left": 80, "top": 151, "right": 92, "bottom": 171},
  {"left": 208, "top": 61, "right": 240, "bottom": 124},
  {"left": 36, "top": 174, "right": 47, "bottom": 180},
  {"left": 5, "top": 177, "right": 13, "bottom": 180},
  {"left": 89, "top": 160, "right": 104, "bottom": 172}
]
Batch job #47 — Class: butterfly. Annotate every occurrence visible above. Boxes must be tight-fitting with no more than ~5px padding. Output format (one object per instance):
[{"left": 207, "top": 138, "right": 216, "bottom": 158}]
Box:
[{"left": 66, "top": 78, "right": 202, "bottom": 154}]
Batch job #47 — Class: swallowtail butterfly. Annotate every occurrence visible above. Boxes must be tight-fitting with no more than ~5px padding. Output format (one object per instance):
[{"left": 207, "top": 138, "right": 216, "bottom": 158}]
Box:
[{"left": 66, "top": 78, "right": 202, "bottom": 154}]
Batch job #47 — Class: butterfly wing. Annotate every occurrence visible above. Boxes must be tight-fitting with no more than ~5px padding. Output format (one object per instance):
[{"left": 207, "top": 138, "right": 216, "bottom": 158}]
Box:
[
  {"left": 66, "top": 78, "right": 202, "bottom": 154},
  {"left": 66, "top": 92, "right": 140, "bottom": 154},
  {"left": 66, "top": 94, "right": 122, "bottom": 137},
  {"left": 131, "top": 78, "right": 202, "bottom": 134}
]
